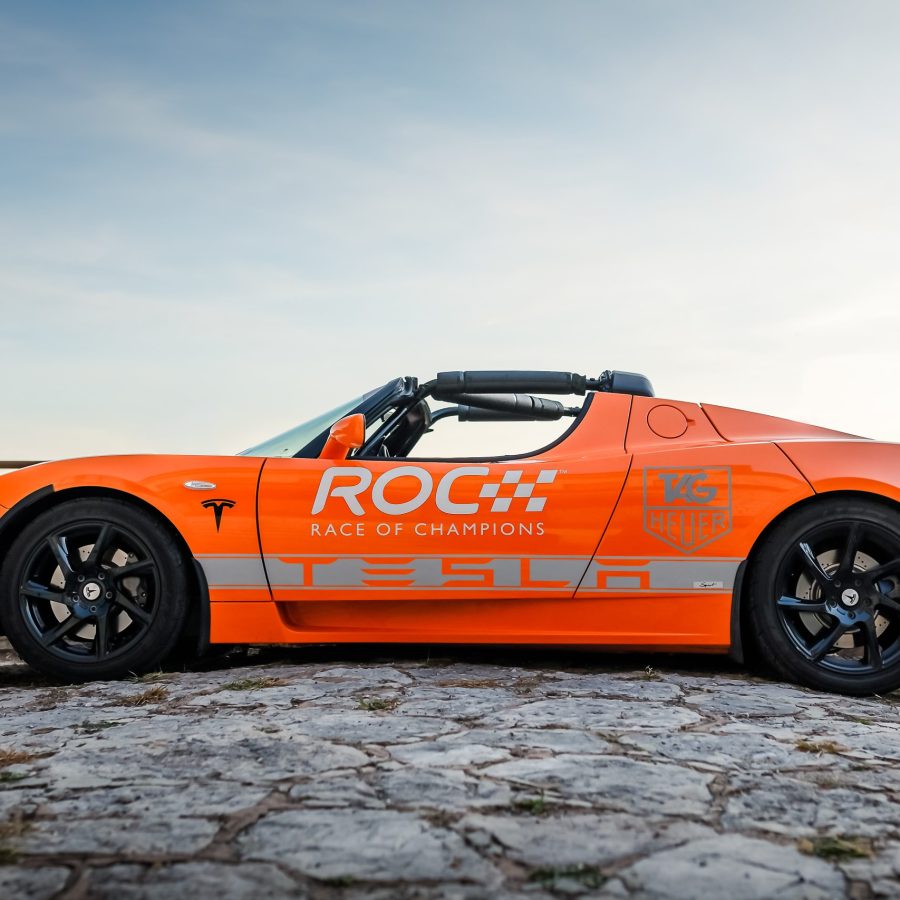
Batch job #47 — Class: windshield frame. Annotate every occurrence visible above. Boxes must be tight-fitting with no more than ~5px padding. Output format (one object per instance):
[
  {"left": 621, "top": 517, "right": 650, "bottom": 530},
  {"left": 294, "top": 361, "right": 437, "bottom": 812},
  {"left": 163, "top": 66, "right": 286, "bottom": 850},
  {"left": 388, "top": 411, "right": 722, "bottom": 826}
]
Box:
[{"left": 239, "top": 378, "right": 412, "bottom": 459}]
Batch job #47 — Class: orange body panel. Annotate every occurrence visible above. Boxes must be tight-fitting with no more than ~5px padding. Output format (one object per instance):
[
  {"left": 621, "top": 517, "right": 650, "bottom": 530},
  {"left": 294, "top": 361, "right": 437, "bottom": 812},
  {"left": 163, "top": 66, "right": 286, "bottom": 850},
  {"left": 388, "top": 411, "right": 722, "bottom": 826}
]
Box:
[
  {"left": 778, "top": 440, "right": 900, "bottom": 506},
  {"left": 702, "top": 404, "right": 860, "bottom": 442},
  {"left": 2, "top": 392, "right": 899, "bottom": 655},
  {"left": 0, "top": 456, "right": 268, "bottom": 604}
]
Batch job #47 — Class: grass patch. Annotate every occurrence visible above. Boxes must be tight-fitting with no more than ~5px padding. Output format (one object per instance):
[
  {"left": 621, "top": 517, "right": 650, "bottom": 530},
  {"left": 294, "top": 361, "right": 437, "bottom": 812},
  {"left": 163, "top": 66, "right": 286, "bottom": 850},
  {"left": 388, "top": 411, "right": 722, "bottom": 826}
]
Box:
[
  {"left": 800, "top": 835, "right": 873, "bottom": 861},
  {"left": 528, "top": 865, "right": 605, "bottom": 889},
  {"left": 221, "top": 676, "right": 285, "bottom": 691},
  {"left": 357, "top": 697, "right": 398, "bottom": 712},
  {"left": 0, "top": 818, "right": 31, "bottom": 864},
  {"left": 514, "top": 793, "right": 548, "bottom": 815},
  {"left": 0, "top": 772, "right": 27, "bottom": 784},
  {"left": 34, "top": 688, "right": 69, "bottom": 709},
  {"left": 795, "top": 740, "right": 845, "bottom": 755},
  {"left": 0, "top": 749, "right": 37, "bottom": 769},
  {"left": 79, "top": 720, "right": 120, "bottom": 734},
  {"left": 119, "top": 686, "right": 168, "bottom": 706},
  {"left": 128, "top": 670, "right": 168, "bottom": 684}
]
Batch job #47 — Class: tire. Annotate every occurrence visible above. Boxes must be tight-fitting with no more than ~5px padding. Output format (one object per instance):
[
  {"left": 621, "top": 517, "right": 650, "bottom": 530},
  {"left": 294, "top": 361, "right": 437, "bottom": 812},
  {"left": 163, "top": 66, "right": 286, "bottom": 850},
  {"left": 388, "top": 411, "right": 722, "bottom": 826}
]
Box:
[
  {"left": 0, "top": 498, "right": 190, "bottom": 681},
  {"left": 748, "top": 497, "right": 900, "bottom": 696}
]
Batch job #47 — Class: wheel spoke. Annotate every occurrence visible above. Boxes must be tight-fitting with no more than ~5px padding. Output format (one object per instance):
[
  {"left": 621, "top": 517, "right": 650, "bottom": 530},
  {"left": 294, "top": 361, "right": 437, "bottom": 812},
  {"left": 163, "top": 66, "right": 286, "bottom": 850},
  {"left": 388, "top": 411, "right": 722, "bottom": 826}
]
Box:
[
  {"left": 875, "top": 595, "right": 900, "bottom": 616},
  {"left": 95, "top": 612, "right": 110, "bottom": 659},
  {"left": 777, "top": 595, "right": 829, "bottom": 613},
  {"left": 39, "top": 615, "right": 83, "bottom": 647},
  {"left": 85, "top": 524, "right": 115, "bottom": 567},
  {"left": 112, "top": 591, "right": 152, "bottom": 625},
  {"left": 799, "top": 542, "right": 832, "bottom": 587},
  {"left": 808, "top": 622, "right": 849, "bottom": 661},
  {"left": 109, "top": 559, "right": 155, "bottom": 580},
  {"left": 21, "top": 581, "right": 69, "bottom": 605},
  {"left": 862, "top": 619, "right": 883, "bottom": 671},
  {"left": 866, "top": 557, "right": 900, "bottom": 582},
  {"left": 47, "top": 534, "right": 76, "bottom": 579},
  {"left": 838, "top": 523, "right": 863, "bottom": 576}
]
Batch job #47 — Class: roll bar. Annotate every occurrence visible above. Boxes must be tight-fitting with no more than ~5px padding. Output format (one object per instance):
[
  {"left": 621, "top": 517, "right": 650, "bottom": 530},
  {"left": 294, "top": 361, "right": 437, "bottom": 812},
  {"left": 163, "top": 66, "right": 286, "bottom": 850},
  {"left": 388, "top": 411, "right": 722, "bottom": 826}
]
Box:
[{"left": 427, "top": 369, "right": 654, "bottom": 399}]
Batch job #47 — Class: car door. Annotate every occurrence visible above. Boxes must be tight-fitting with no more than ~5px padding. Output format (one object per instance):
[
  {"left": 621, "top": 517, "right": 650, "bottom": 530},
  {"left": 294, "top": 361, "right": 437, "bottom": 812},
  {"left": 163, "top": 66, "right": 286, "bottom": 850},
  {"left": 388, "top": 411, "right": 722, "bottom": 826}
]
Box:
[{"left": 256, "top": 392, "right": 633, "bottom": 604}]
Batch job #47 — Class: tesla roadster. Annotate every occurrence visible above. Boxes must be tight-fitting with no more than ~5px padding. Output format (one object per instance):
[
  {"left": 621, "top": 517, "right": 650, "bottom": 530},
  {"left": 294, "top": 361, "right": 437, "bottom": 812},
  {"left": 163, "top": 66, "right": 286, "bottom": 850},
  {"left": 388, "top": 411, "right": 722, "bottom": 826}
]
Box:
[{"left": 1, "top": 369, "right": 898, "bottom": 695}]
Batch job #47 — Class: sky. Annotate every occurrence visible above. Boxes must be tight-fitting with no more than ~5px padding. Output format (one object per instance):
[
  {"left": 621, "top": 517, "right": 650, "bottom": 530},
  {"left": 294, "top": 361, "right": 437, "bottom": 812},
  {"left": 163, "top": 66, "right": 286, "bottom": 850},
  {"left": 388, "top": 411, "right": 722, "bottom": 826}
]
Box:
[{"left": 1, "top": 0, "right": 899, "bottom": 462}]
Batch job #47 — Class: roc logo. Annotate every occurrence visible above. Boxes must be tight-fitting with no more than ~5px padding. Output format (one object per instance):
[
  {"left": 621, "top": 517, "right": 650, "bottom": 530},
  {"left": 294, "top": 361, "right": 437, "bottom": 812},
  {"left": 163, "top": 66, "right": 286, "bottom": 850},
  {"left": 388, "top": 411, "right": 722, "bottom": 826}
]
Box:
[
  {"left": 312, "top": 466, "right": 558, "bottom": 517},
  {"left": 643, "top": 467, "right": 732, "bottom": 553}
]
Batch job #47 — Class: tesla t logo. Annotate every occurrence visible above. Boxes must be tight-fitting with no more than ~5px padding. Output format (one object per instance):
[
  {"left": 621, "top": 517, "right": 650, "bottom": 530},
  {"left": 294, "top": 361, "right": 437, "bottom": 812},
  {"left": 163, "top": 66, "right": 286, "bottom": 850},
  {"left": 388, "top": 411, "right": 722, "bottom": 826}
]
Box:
[
  {"left": 312, "top": 466, "right": 558, "bottom": 517},
  {"left": 202, "top": 498, "right": 236, "bottom": 531},
  {"left": 643, "top": 467, "right": 731, "bottom": 553}
]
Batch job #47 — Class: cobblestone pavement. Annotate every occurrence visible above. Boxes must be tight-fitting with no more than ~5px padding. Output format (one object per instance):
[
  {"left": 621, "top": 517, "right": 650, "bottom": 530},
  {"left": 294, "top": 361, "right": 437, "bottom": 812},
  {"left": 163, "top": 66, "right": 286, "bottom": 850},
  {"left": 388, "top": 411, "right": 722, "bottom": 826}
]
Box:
[{"left": 1, "top": 642, "right": 900, "bottom": 899}]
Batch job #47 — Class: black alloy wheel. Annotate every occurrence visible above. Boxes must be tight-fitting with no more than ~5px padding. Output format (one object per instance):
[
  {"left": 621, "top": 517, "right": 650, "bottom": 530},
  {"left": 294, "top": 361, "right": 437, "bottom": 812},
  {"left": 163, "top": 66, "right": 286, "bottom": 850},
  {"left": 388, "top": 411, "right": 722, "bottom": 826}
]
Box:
[
  {"left": 749, "top": 498, "right": 900, "bottom": 695},
  {"left": 0, "top": 499, "right": 189, "bottom": 681}
]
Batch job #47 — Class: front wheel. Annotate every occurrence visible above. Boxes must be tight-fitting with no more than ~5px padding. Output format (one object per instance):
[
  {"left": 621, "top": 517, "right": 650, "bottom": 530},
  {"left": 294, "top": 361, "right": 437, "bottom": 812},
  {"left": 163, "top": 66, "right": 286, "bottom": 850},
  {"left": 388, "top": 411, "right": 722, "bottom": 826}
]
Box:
[
  {"left": 748, "top": 498, "right": 900, "bottom": 696},
  {"left": 0, "top": 498, "right": 190, "bottom": 681}
]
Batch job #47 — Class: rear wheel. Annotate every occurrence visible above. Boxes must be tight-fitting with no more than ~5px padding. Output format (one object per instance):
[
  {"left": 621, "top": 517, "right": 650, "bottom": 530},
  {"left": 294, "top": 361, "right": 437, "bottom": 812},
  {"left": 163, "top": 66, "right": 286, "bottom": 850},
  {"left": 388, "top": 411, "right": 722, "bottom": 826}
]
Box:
[
  {"left": 748, "top": 498, "right": 900, "bottom": 695},
  {"left": 0, "top": 499, "right": 190, "bottom": 681}
]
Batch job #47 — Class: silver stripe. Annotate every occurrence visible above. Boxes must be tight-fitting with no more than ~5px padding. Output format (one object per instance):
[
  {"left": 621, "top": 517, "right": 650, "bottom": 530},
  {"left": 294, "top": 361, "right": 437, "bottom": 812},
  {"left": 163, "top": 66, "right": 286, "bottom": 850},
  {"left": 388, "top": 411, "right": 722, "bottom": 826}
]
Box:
[
  {"left": 264, "top": 555, "right": 588, "bottom": 589},
  {"left": 196, "top": 554, "right": 742, "bottom": 594},
  {"left": 581, "top": 558, "right": 740, "bottom": 593},
  {"left": 198, "top": 556, "right": 270, "bottom": 589}
]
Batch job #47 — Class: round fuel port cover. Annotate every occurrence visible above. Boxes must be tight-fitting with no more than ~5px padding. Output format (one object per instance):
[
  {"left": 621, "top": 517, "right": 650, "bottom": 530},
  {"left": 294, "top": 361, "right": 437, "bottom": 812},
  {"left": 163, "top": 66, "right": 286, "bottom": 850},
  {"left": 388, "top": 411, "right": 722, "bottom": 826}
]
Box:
[{"left": 647, "top": 404, "right": 689, "bottom": 439}]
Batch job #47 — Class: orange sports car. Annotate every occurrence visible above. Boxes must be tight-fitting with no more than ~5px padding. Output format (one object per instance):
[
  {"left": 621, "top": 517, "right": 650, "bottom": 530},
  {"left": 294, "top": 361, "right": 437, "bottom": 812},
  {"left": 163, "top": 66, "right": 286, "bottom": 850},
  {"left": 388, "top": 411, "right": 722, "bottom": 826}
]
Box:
[{"left": 1, "top": 370, "right": 898, "bottom": 695}]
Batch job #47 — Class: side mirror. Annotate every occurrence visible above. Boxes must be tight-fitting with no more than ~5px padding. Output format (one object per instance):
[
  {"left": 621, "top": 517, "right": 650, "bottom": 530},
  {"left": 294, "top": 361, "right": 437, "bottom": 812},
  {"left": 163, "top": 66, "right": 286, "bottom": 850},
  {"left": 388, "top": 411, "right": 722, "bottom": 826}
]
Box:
[{"left": 319, "top": 413, "right": 365, "bottom": 460}]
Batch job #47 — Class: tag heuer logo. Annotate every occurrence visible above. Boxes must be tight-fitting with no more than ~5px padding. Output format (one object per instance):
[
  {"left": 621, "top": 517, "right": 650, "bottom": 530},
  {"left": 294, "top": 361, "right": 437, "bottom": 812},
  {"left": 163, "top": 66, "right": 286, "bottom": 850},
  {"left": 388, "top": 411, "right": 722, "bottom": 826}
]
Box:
[{"left": 643, "top": 467, "right": 732, "bottom": 553}]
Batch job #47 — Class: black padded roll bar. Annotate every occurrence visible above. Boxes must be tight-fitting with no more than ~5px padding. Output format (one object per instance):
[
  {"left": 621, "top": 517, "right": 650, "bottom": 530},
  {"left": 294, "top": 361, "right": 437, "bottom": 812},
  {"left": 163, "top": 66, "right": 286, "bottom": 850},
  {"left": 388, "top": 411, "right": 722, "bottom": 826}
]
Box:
[
  {"left": 435, "top": 371, "right": 589, "bottom": 396},
  {"left": 431, "top": 370, "right": 654, "bottom": 399},
  {"left": 449, "top": 393, "right": 571, "bottom": 420}
]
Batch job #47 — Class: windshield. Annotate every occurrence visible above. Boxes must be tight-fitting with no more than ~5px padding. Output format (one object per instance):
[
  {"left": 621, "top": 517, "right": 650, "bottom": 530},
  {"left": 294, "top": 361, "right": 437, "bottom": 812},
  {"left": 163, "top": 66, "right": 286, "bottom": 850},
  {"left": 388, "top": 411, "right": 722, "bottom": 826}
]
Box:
[{"left": 239, "top": 391, "right": 375, "bottom": 458}]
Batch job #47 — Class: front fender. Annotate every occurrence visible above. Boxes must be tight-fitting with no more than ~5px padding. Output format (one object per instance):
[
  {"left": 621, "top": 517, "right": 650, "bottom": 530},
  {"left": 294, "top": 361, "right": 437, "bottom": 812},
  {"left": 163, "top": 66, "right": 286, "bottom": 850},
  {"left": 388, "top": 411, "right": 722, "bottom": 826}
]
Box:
[{"left": 0, "top": 455, "right": 266, "bottom": 571}]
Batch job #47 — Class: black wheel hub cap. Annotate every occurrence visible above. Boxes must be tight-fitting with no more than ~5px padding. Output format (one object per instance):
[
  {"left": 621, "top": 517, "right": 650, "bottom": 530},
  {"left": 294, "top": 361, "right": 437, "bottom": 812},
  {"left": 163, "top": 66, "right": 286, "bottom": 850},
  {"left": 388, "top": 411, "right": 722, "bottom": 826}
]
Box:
[{"left": 68, "top": 568, "right": 115, "bottom": 619}]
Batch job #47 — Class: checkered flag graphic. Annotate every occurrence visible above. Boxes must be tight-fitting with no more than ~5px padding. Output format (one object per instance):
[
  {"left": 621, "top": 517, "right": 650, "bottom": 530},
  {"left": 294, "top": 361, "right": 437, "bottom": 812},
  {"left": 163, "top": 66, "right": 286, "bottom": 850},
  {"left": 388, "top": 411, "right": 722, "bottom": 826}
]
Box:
[{"left": 478, "top": 470, "right": 558, "bottom": 513}]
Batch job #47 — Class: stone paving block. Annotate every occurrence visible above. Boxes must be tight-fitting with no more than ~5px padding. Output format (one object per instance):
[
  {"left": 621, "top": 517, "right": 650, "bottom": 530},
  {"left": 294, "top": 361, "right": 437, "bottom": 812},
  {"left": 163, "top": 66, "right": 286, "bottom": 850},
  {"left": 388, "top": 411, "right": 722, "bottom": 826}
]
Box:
[
  {"left": 682, "top": 689, "right": 803, "bottom": 718},
  {"left": 482, "top": 753, "right": 714, "bottom": 816},
  {"left": 394, "top": 687, "right": 526, "bottom": 720},
  {"left": 0, "top": 865, "right": 71, "bottom": 899},
  {"left": 282, "top": 711, "right": 455, "bottom": 744},
  {"left": 238, "top": 808, "right": 501, "bottom": 884},
  {"left": 722, "top": 774, "right": 900, "bottom": 838},
  {"left": 387, "top": 738, "right": 512, "bottom": 768},
  {"left": 460, "top": 812, "right": 714, "bottom": 868},
  {"left": 374, "top": 764, "right": 514, "bottom": 811},
  {"left": 87, "top": 862, "right": 303, "bottom": 899},
  {"left": 36, "top": 780, "right": 271, "bottom": 821},
  {"left": 20, "top": 814, "right": 219, "bottom": 856},
  {"left": 618, "top": 730, "right": 824, "bottom": 771},
  {"left": 482, "top": 697, "right": 702, "bottom": 731},
  {"left": 617, "top": 833, "right": 846, "bottom": 899},
  {"left": 440, "top": 726, "right": 613, "bottom": 756},
  {"left": 288, "top": 772, "right": 384, "bottom": 808},
  {"left": 535, "top": 674, "right": 685, "bottom": 702}
]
